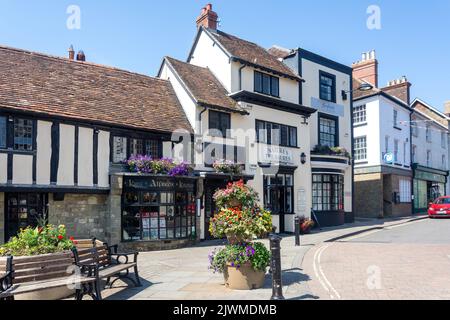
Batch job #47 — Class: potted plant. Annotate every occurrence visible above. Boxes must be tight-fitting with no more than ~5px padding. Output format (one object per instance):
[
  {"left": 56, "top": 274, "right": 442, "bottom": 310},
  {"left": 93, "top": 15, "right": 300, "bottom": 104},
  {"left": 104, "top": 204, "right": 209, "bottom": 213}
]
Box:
[
  {"left": 126, "top": 155, "right": 192, "bottom": 176},
  {"left": 209, "top": 243, "right": 270, "bottom": 290},
  {"left": 208, "top": 180, "right": 273, "bottom": 290},
  {"left": 213, "top": 159, "right": 243, "bottom": 175},
  {"left": 298, "top": 216, "right": 315, "bottom": 235},
  {"left": 0, "top": 224, "right": 76, "bottom": 300}
]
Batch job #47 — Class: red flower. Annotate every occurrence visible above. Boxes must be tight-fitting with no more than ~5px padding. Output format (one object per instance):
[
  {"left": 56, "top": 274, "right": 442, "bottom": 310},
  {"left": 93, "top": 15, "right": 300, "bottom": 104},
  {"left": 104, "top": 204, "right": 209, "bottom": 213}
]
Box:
[
  {"left": 57, "top": 235, "right": 64, "bottom": 240},
  {"left": 70, "top": 236, "right": 75, "bottom": 241}
]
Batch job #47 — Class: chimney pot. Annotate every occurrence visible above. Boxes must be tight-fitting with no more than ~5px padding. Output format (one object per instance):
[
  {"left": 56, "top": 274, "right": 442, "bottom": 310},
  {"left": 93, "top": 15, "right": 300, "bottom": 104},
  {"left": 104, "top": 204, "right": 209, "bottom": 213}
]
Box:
[
  {"left": 196, "top": 3, "right": 219, "bottom": 30},
  {"left": 353, "top": 50, "right": 379, "bottom": 88},
  {"left": 68, "top": 45, "right": 75, "bottom": 60},
  {"left": 76, "top": 50, "right": 86, "bottom": 62}
]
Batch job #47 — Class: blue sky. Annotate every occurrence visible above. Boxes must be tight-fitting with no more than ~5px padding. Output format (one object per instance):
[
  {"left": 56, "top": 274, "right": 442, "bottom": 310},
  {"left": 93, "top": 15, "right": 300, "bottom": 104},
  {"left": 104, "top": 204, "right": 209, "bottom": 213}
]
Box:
[{"left": 0, "top": 0, "right": 449, "bottom": 110}]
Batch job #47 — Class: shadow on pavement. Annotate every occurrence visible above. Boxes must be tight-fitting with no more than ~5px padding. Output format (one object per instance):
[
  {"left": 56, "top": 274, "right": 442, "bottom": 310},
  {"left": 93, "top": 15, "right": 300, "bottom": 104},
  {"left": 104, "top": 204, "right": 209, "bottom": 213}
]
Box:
[{"left": 104, "top": 278, "right": 158, "bottom": 300}]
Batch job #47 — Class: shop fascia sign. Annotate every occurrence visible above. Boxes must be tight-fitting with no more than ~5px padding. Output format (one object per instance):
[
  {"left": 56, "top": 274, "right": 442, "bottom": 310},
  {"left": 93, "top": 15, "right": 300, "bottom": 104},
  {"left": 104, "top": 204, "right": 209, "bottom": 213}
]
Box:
[
  {"left": 260, "top": 145, "right": 294, "bottom": 165},
  {"left": 311, "top": 97, "right": 345, "bottom": 117}
]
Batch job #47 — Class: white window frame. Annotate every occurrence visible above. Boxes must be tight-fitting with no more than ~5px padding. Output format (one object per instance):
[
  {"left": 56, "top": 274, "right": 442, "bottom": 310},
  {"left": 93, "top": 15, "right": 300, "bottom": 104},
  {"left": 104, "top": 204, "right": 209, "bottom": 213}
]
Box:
[
  {"left": 354, "top": 136, "right": 367, "bottom": 161},
  {"left": 353, "top": 105, "right": 367, "bottom": 125}
]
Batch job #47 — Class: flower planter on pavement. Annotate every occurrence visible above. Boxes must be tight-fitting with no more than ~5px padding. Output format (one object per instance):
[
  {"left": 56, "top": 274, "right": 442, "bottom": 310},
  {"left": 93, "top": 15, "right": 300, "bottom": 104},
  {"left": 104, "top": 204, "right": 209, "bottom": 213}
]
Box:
[{"left": 224, "top": 263, "right": 266, "bottom": 290}]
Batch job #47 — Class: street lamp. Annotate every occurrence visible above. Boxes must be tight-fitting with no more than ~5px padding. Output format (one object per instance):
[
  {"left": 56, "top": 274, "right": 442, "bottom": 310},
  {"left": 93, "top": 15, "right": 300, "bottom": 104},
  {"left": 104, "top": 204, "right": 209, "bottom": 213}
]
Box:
[{"left": 341, "top": 82, "right": 374, "bottom": 100}]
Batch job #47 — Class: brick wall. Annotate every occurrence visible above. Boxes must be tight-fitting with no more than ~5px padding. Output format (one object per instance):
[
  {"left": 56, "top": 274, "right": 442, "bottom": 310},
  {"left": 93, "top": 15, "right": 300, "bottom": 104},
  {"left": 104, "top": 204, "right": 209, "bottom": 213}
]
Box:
[
  {"left": 354, "top": 173, "right": 384, "bottom": 218},
  {"left": 48, "top": 193, "right": 108, "bottom": 241},
  {"left": 414, "top": 102, "right": 448, "bottom": 127},
  {"left": 387, "top": 174, "right": 412, "bottom": 217}
]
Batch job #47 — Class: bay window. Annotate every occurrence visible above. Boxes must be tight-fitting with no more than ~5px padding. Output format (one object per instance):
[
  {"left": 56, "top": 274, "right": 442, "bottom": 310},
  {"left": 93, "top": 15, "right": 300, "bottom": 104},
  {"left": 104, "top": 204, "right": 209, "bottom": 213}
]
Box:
[{"left": 312, "top": 174, "right": 344, "bottom": 212}]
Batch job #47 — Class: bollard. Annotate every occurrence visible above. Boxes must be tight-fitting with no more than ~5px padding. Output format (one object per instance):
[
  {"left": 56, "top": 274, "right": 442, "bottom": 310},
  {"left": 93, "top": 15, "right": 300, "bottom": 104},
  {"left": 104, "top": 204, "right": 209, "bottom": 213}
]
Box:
[
  {"left": 294, "top": 216, "right": 300, "bottom": 247},
  {"left": 269, "top": 234, "right": 284, "bottom": 300}
]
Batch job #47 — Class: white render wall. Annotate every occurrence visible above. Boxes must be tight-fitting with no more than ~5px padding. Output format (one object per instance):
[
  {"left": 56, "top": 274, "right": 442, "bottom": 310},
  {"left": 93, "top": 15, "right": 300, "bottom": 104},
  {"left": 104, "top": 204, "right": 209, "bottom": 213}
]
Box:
[
  {"left": 0, "top": 154, "right": 6, "bottom": 184},
  {"left": 36, "top": 120, "right": 52, "bottom": 185},
  {"left": 354, "top": 95, "right": 411, "bottom": 169},
  {"left": 412, "top": 112, "right": 448, "bottom": 170},
  {"left": 190, "top": 31, "right": 232, "bottom": 92},
  {"left": 57, "top": 124, "right": 75, "bottom": 186}
]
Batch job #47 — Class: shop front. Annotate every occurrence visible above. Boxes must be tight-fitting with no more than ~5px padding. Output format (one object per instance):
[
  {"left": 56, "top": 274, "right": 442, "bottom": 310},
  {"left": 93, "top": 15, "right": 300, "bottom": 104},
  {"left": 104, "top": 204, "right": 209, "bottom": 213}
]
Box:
[
  {"left": 413, "top": 165, "right": 449, "bottom": 213},
  {"left": 120, "top": 175, "right": 199, "bottom": 250}
]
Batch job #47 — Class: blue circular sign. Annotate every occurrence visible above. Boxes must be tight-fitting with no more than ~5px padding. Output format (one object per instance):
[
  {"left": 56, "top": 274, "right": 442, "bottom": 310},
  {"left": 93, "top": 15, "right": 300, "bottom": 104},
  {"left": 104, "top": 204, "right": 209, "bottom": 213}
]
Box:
[{"left": 384, "top": 152, "right": 394, "bottom": 164}]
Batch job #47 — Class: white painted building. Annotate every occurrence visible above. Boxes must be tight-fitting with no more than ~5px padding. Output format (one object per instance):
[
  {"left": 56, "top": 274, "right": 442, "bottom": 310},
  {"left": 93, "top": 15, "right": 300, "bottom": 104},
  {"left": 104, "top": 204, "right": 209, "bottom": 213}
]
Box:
[
  {"left": 159, "top": 5, "right": 318, "bottom": 237},
  {"left": 411, "top": 98, "right": 450, "bottom": 212},
  {"left": 269, "top": 46, "right": 354, "bottom": 226},
  {"left": 352, "top": 51, "right": 413, "bottom": 218}
]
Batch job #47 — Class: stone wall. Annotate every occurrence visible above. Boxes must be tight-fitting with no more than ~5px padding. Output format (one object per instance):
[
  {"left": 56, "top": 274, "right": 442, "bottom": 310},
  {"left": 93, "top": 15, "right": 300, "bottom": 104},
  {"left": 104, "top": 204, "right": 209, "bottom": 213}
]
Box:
[
  {"left": 107, "top": 174, "right": 123, "bottom": 247},
  {"left": 354, "top": 173, "right": 384, "bottom": 218},
  {"left": 48, "top": 193, "right": 108, "bottom": 241},
  {"left": 0, "top": 193, "right": 4, "bottom": 245}
]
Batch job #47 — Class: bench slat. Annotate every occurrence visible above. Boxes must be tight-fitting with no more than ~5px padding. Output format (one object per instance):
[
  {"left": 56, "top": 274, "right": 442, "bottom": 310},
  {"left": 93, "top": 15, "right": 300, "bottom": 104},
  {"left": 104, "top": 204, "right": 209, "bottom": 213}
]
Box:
[
  {"left": 12, "top": 252, "right": 73, "bottom": 264},
  {"left": 14, "top": 269, "right": 77, "bottom": 284},
  {"left": 12, "top": 258, "right": 74, "bottom": 271},
  {"left": 98, "top": 263, "right": 137, "bottom": 278},
  {"left": 0, "top": 276, "right": 96, "bottom": 298}
]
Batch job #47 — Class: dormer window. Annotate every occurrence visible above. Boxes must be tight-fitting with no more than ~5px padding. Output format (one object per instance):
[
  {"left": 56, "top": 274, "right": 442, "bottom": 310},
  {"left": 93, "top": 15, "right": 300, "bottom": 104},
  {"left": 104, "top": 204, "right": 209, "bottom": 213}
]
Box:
[{"left": 254, "top": 71, "right": 279, "bottom": 97}]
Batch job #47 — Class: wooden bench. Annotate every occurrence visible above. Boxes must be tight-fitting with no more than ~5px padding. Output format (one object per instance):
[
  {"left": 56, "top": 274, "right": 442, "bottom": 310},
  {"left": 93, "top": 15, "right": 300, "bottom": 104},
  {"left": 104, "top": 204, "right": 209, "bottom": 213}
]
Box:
[
  {"left": 0, "top": 252, "right": 101, "bottom": 300},
  {"left": 73, "top": 239, "right": 141, "bottom": 300}
]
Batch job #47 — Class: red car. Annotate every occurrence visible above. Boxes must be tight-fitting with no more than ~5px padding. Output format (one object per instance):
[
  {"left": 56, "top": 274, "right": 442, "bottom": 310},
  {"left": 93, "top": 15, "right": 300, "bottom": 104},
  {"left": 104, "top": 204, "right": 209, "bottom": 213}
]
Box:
[{"left": 428, "top": 196, "right": 450, "bottom": 218}]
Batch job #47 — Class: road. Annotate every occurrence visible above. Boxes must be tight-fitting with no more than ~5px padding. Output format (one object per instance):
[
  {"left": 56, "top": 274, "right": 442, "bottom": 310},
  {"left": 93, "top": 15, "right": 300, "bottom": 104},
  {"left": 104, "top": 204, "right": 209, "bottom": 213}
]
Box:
[{"left": 303, "top": 218, "right": 450, "bottom": 300}]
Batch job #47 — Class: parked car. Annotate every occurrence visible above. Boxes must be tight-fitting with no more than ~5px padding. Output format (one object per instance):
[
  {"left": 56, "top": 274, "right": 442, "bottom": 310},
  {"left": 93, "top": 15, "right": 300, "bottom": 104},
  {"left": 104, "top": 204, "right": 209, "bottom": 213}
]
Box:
[{"left": 428, "top": 196, "right": 450, "bottom": 218}]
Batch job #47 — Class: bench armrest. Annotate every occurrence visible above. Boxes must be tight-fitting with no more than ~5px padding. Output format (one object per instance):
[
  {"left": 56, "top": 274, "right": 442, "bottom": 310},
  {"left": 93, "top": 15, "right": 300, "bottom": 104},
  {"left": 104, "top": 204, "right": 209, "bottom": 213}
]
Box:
[
  {"left": 78, "top": 263, "right": 100, "bottom": 278},
  {"left": 0, "top": 271, "right": 13, "bottom": 293},
  {"left": 110, "top": 251, "right": 139, "bottom": 264}
]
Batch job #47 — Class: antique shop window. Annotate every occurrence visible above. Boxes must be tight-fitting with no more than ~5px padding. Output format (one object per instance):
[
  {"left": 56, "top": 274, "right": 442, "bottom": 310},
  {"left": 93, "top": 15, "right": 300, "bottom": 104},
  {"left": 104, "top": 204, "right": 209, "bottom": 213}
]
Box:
[
  {"left": 122, "top": 177, "right": 196, "bottom": 242},
  {"left": 312, "top": 174, "right": 344, "bottom": 212},
  {"left": 14, "top": 118, "right": 34, "bottom": 151},
  {"left": 130, "top": 138, "right": 144, "bottom": 157}
]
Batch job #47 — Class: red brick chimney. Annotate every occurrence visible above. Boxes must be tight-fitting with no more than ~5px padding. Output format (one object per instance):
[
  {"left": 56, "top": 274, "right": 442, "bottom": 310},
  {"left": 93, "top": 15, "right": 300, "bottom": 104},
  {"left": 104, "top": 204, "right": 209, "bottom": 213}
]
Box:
[
  {"left": 196, "top": 4, "right": 218, "bottom": 30},
  {"left": 352, "top": 50, "right": 378, "bottom": 88},
  {"left": 382, "top": 76, "right": 412, "bottom": 105},
  {"left": 76, "top": 50, "right": 86, "bottom": 62},
  {"left": 68, "top": 45, "right": 75, "bottom": 60}
]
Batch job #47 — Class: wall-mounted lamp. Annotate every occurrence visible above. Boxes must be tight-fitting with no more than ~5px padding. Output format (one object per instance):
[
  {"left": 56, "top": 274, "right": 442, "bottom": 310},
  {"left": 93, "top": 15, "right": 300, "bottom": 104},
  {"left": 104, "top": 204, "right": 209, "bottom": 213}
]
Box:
[
  {"left": 301, "top": 152, "right": 307, "bottom": 165},
  {"left": 301, "top": 116, "right": 309, "bottom": 125},
  {"left": 341, "top": 82, "right": 374, "bottom": 101}
]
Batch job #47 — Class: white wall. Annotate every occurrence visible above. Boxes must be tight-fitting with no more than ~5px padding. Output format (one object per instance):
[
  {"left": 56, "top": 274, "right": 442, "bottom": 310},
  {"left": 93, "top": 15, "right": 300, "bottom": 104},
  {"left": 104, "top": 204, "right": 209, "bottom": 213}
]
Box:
[
  {"left": 190, "top": 30, "right": 232, "bottom": 92},
  {"left": 0, "top": 153, "right": 7, "bottom": 183},
  {"left": 97, "top": 130, "right": 110, "bottom": 188},
  {"left": 412, "top": 112, "right": 448, "bottom": 170},
  {"left": 77, "top": 127, "right": 94, "bottom": 187},
  {"left": 57, "top": 124, "right": 75, "bottom": 186},
  {"left": 36, "top": 120, "right": 52, "bottom": 185},
  {"left": 160, "top": 63, "right": 198, "bottom": 130},
  {"left": 234, "top": 62, "right": 299, "bottom": 104},
  {"left": 12, "top": 154, "right": 33, "bottom": 184}
]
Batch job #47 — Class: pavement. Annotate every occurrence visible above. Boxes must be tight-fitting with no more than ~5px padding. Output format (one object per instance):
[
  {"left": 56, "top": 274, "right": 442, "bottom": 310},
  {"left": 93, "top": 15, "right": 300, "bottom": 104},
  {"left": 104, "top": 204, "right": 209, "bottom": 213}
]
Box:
[
  {"left": 303, "top": 218, "right": 450, "bottom": 300},
  {"left": 96, "top": 214, "right": 428, "bottom": 300}
]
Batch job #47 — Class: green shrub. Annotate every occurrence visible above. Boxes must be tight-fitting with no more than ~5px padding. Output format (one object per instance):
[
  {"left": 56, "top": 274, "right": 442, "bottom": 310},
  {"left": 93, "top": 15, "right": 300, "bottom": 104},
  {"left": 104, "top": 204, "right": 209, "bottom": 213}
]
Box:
[{"left": 0, "top": 225, "right": 75, "bottom": 257}]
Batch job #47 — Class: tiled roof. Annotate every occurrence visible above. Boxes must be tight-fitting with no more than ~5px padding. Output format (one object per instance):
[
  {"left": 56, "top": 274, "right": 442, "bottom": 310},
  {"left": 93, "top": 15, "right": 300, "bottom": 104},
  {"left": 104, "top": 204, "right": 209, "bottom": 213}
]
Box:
[
  {"left": 267, "top": 46, "right": 292, "bottom": 60},
  {"left": 205, "top": 28, "right": 301, "bottom": 81},
  {"left": 164, "top": 57, "right": 245, "bottom": 114},
  {"left": 352, "top": 77, "right": 380, "bottom": 100},
  {"left": 0, "top": 45, "right": 192, "bottom": 133}
]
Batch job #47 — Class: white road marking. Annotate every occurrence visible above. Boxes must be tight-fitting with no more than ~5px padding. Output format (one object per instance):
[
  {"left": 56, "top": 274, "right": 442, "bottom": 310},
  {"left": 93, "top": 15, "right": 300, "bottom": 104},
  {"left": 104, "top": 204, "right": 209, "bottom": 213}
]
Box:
[{"left": 313, "top": 244, "right": 341, "bottom": 300}]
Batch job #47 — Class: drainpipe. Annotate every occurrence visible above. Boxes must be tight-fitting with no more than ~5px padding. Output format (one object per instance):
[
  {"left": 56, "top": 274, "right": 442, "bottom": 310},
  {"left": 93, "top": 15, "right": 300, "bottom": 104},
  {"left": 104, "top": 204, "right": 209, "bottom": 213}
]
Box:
[{"left": 198, "top": 106, "right": 207, "bottom": 136}]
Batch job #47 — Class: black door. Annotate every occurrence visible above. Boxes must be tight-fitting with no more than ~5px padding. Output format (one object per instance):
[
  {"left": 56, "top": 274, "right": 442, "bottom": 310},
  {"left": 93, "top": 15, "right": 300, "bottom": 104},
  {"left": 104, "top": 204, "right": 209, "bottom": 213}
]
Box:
[
  {"left": 5, "top": 193, "right": 48, "bottom": 242},
  {"left": 263, "top": 173, "right": 294, "bottom": 233}
]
